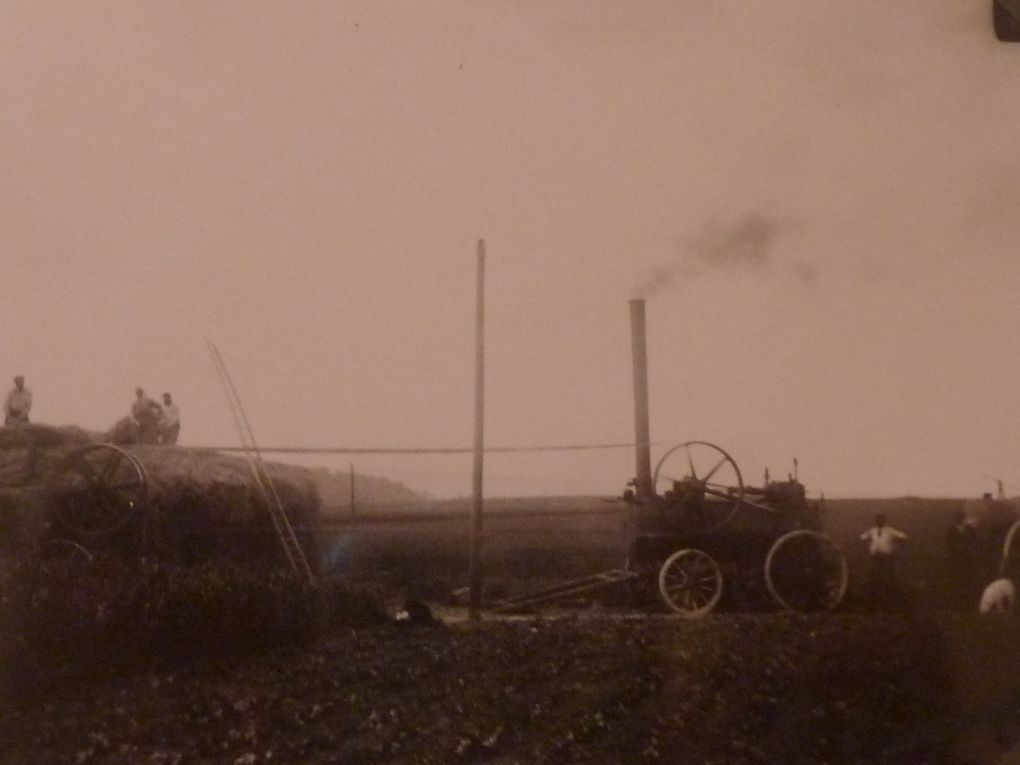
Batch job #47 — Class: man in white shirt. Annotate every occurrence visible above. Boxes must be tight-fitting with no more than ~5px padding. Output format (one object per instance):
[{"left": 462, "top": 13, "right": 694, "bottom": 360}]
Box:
[
  {"left": 4, "top": 375, "right": 32, "bottom": 426},
  {"left": 861, "top": 513, "right": 908, "bottom": 556},
  {"left": 158, "top": 392, "right": 180, "bottom": 445},
  {"left": 860, "top": 513, "right": 908, "bottom": 609}
]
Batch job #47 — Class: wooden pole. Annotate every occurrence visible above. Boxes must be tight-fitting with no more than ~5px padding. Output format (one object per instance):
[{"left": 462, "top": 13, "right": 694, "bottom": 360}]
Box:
[
  {"left": 468, "top": 239, "right": 486, "bottom": 619},
  {"left": 349, "top": 462, "right": 355, "bottom": 520}
]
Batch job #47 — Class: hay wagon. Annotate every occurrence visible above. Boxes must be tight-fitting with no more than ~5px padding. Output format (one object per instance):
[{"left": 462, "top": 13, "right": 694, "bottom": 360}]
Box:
[
  {"left": 489, "top": 441, "right": 848, "bottom": 618},
  {"left": 0, "top": 425, "right": 137, "bottom": 561},
  {"left": 0, "top": 424, "right": 319, "bottom": 570}
]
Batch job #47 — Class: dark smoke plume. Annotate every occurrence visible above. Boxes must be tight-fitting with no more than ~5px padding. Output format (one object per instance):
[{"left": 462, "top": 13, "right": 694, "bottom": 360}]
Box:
[
  {"left": 693, "top": 211, "right": 778, "bottom": 270},
  {"left": 634, "top": 211, "right": 809, "bottom": 298}
]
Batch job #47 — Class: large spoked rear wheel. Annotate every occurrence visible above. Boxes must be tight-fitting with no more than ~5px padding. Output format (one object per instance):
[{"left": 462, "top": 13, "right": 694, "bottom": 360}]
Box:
[
  {"left": 658, "top": 548, "right": 724, "bottom": 618},
  {"left": 765, "top": 530, "right": 848, "bottom": 612},
  {"left": 652, "top": 441, "right": 745, "bottom": 535},
  {"left": 48, "top": 444, "right": 148, "bottom": 538}
]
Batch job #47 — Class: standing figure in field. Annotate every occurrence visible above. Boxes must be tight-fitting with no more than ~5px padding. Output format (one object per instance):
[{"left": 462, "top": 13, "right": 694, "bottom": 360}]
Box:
[
  {"left": 946, "top": 508, "right": 981, "bottom": 608},
  {"left": 977, "top": 491, "right": 1020, "bottom": 581},
  {"left": 860, "top": 513, "right": 908, "bottom": 610},
  {"left": 4, "top": 375, "right": 32, "bottom": 426},
  {"left": 158, "top": 392, "right": 180, "bottom": 445},
  {"left": 131, "top": 387, "right": 163, "bottom": 445}
]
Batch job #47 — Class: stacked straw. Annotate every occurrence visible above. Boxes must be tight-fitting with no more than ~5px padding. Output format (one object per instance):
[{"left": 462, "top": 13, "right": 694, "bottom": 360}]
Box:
[
  {"left": 0, "top": 425, "right": 320, "bottom": 570},
  {"left": 130, "top": 446, "right": 321, "bottom": 567}
]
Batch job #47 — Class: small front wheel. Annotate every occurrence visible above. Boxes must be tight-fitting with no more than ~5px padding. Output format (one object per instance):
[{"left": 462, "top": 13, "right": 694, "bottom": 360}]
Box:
[{"left": 658, "top": 548, "right": 724, "bottom": 618}]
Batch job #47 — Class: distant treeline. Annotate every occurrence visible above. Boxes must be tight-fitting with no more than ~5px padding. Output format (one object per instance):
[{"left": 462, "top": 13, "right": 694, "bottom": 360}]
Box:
[
  {"left": 308, "top": 466, "right": 431, "bottom": 508},
  {"left": 320, "top": 495, "right": 623, "bottom": 521}
]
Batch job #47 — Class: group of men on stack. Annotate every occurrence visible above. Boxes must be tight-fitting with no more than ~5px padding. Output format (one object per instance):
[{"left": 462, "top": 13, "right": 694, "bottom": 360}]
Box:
[
  {"left": 2, "top": 375, "right": 181, "bottom": 446},
  {"left": 130, "top": 387, "right": 180, "bottom": 445}
]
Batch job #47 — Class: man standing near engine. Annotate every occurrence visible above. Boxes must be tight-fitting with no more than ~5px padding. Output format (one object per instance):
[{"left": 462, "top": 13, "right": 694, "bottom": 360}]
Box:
[
  {"left": 158, "top": 392, "right": 180, "bottom": 445},
  {"left": 4, "top": 375, "right": 32, "bottom": 426},
  {"left": 860, "top": 513, "right": 908, "bottom": 610}
]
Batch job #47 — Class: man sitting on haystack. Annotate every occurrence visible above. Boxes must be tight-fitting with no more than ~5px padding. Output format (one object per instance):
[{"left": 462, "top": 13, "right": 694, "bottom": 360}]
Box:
[
  {"left": 4, "top": 375, "right": 32, "bottom": 426},
  {"left": 131, "top": 387, "right": 163, "bottom": 445},
  {"left": 158, "top": 392, "right": 180, "bottom": 445}
]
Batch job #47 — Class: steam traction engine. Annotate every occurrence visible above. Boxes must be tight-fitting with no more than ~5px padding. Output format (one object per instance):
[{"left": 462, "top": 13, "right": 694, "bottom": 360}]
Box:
[
  {"left": 617, "top": 298, "right": 846, "bottom": 617},
  {"left": 488, "top": 299, "right": 849, "bottom": 618},
  {"left": 485, "top": 439, "right": 848, "bottom": 618},
  {"left": 624, "top": 440, "right": 848, "bottom": 618}
]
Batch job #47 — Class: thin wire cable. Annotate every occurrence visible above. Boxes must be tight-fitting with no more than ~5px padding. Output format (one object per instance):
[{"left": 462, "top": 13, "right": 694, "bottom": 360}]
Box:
[{"left": 190, "top": 442, "right": 657, "bottom": 456}]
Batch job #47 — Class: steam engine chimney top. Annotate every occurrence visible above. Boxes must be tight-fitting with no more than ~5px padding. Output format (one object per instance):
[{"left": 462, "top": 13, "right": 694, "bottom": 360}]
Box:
[{"left": 629, "top": 299, "right": 653, "bottom": 501}]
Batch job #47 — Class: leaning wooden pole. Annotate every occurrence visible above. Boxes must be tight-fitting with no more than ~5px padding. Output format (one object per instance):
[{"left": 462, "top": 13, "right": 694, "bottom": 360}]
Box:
[{"left": 468, "top": 239, "right": 486, "bottom": 620}]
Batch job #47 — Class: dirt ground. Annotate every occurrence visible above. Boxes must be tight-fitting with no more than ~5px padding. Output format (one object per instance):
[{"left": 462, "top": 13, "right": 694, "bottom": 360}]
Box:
[{"left": 4, "top": 606, "right": 1012, "bottom": 765}]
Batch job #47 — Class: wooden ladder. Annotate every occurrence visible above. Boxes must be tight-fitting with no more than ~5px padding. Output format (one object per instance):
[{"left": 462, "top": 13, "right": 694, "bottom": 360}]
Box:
[{"left": 207, "top": 340, "right": 316, "bottom": 583}]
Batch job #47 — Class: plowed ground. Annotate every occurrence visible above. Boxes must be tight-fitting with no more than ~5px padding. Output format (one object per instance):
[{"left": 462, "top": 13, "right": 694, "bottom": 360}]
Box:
[{"left": 2, "top": 609, "right": 995, "bottom": 765}]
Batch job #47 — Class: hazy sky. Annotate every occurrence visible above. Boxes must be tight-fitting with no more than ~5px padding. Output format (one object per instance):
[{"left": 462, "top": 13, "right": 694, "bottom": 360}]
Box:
[{"left": 3, "top": 1, "right": 1019, "bottom": 499}]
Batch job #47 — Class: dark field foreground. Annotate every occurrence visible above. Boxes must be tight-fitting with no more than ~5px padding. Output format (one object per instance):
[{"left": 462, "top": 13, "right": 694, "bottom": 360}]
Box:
[{"left": 1, "top": 609, "right": 1003, "bottom": 765}]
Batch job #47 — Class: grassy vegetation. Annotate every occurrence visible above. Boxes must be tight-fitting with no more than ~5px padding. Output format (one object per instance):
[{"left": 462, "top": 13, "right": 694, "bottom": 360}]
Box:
[
  {"left": 322, "top": 503, "right": 629, "bottom": 603},
  {"left": 0, "top": 554, "right": 385, "bottom": 696},
  {"left": 0, "top": 494, "right": 1009, "bottom": 764},
  {"left": 322, "top": 495, "right": 988, "bottom": 609},
  {"left": 0, "top": 494, "right": 991, "bottom": 696}
]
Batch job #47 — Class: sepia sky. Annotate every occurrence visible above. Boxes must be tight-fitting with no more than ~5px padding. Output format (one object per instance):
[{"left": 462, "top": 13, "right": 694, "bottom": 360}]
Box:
[{"left": 2, "top": 1, "right": 1019, "bottom": 499}]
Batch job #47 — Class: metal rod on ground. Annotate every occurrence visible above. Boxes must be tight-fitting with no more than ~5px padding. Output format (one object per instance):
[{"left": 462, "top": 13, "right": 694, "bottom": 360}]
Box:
[{"left": 468, "top": 238, "right": 486, "bottom": 620}]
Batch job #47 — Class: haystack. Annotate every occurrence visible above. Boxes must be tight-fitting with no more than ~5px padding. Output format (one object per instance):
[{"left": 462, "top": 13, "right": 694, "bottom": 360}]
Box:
[
  {"left": 130, "top": 445, "right": 321, "bottom": 568},
  {"left": 0, "top": 424, "right": 321, "bottom": 570},
  {"left": 0, "top": 424, "right": 98, "bottom": 488},
  {"left": 0, "top": 425, "right": 102, "bottom": 550}
]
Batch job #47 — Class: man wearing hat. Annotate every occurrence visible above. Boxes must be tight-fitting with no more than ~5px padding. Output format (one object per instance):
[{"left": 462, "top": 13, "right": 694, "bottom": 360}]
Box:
[{"left": 4, "top": 375, "right": 32, "bottom": 426}]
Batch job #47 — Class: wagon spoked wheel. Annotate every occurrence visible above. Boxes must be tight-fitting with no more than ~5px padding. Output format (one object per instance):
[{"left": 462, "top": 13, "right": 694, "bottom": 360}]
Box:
[
  {"left": 765, "top": 530, "right": 848, "bottom": 612},
  {"left": 658, "top": 548, "right": 724, "bottom": 618},
  {"left": 652, "top": 441, "right": 745, "bottom": 534},
  {"left": 48, "top": 444, "right": 148, "bottom": 538}
]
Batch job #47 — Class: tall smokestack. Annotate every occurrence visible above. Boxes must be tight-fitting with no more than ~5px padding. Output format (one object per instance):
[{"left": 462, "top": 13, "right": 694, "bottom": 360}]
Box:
[{"left": 629, "top": 299, "right": 653, "bottom": 501}]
